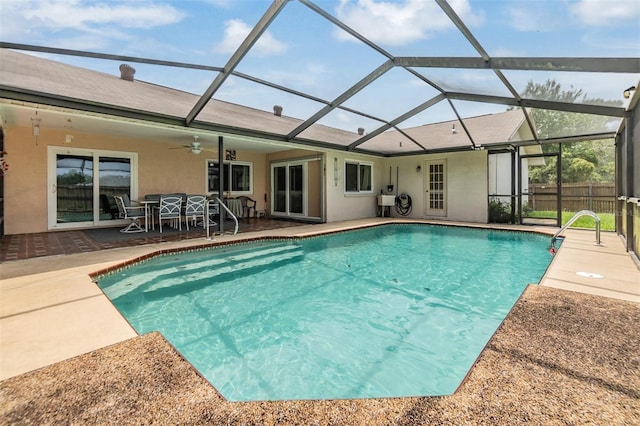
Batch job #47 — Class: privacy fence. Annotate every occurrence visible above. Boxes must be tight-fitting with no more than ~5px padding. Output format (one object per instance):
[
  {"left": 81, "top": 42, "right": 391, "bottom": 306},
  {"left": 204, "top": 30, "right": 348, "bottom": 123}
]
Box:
[
  {"left": 56, "top": 185, "right": 128, "bottom": 221},
  {"left": 527, "top": 183, "right": 615, "bottom": 213}
]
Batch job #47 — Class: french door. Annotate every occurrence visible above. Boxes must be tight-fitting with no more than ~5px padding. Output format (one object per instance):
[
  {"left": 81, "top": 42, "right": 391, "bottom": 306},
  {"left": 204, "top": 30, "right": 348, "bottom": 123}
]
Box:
[
  {"left": 48, "top": 147, "right": 137, "bottom": 230},
  {"left": 424, "top": 160, "right": 447, "bottom": 216}
]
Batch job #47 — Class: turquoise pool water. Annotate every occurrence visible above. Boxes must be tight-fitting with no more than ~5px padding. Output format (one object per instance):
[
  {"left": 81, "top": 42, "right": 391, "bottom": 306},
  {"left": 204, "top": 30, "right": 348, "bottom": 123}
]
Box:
[{"left": 97, "top": 224, "right": 554, "bottom": 401}]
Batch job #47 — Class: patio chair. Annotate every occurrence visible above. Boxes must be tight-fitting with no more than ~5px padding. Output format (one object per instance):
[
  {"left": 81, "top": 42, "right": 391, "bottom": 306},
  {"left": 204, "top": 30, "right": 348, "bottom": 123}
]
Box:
[
  {"left": 206, "top": 197, "right": 219, "bottom": 226},
  {"left": 237, "top": 196, "right": 256, "bottom": 220},
  {"left": 157, "top": 195, "right": 183, "bottom": 233},
  {"left": 184, "top": 195, "right": 206, "bottom": 230},
  {"left": 99, "top": 194, "right": 118, "bottom": 219},
  {"left": 113, "top": 195, "right": 146, "bottom": 233}
]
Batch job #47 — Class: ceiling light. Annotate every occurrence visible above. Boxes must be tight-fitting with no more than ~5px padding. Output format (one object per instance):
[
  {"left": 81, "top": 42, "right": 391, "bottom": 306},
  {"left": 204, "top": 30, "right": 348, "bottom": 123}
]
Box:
[
  {"left": 451, "top": 124, "right": 457, "bottom": 134},
  {"left": 191, "top": 142, "right": 202, "bottom": 155}
]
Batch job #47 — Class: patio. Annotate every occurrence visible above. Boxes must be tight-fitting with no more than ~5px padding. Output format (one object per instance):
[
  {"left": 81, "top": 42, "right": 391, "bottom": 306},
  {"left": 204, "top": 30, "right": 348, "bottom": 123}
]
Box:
[
  {"left": 0, "top": 218, "right": 306, "bottom": 262},
  {"left": 1, "top": 219, "right": 638, "bottom": 424}
]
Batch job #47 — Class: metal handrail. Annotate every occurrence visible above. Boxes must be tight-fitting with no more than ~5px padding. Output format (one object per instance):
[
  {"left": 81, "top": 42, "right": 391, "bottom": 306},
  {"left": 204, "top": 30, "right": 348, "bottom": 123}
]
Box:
[
  {"left": 551, "top": 209, "right": 601, "bottom": 247},
  {"left": 205, "top": 197, "right": 238, "bottom": 240}
]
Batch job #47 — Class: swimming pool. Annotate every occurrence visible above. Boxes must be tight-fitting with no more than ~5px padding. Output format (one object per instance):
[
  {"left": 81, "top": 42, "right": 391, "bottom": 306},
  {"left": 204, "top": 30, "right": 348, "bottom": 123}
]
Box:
[{"left": 97, "top": 224, "right": 554, "bottom": 401}]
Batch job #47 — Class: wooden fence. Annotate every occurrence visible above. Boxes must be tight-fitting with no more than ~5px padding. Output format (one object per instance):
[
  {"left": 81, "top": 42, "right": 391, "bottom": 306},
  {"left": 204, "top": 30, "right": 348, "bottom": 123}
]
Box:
[
  {"left": 56, "top": 185, "right": 128, "bottom": 212},
  {"left": 527, "top": 183, "right": 615, "bottom": 213}
]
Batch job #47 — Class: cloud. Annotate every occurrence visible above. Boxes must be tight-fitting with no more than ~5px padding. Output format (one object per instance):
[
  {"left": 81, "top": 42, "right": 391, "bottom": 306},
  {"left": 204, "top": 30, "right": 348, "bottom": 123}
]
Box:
[
  {"left": 23, "top": 0, "right": 185, "bottom": 30},
  {"left": 0, "top": 0, "right": 186, "bottom": 47},
  {"left": 200, "top": 0, "right": 232, "bottom": 7},
  {"left": 260, "top": 62, "right": 329, "bottom": 91},
  {"left": 570, "top": 0, "right": 640, "bottom": 27},
  {"left": 505, "top": 5, "right": 561, "bottom": 32},
  {"left": 213, "top": 19, "right": 287, "bottom": 56},
  {"left": 334, "top": 0, "right": 481, "bottom": 46}
]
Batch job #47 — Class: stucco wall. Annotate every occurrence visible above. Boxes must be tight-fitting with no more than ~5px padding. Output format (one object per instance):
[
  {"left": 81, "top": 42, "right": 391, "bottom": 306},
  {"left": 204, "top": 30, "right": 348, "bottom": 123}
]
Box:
[
  {"left": 325, "top": 151, "right": 385, "bottom": 222},
  {"left": 379, "top": 151, "right": 488, "bottom": 223},
  {"left": 3, "top": 126, "right": 49, "bottom": 234}
]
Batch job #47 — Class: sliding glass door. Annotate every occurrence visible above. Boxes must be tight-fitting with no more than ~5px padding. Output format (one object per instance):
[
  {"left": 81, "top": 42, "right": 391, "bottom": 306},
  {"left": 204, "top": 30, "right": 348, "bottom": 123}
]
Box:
[
  {"left": 48, "top": 147, "right": 137, "bottom": 229},
  {"left": 271, "top": 158, "right": 324, "bottom": 220},
  {"left": 272, "top": 162, "right": 305, "bottom": 217}
]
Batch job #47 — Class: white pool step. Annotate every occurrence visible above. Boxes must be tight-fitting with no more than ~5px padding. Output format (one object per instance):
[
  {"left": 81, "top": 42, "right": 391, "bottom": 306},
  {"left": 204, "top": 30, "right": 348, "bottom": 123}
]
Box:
[{"left": 105, "top": 243, "right": 303, "bottom": 300}]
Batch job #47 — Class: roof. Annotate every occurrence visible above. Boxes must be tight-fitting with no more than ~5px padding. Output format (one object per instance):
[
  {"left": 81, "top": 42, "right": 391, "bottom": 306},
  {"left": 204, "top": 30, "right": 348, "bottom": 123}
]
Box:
[{"left": 0, "top": 49, "right": 528, "bottom": 154}]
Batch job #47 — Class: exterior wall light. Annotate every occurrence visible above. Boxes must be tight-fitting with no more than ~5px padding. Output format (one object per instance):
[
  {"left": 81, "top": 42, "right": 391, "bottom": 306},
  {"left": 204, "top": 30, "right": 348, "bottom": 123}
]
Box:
[{"left": 623, "top": 86, "right": 636, "bottom": 99}]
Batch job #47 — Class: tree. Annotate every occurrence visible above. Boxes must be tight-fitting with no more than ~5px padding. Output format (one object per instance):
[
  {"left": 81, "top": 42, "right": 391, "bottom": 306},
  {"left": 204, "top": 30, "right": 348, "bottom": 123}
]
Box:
[
  {"left": 57, "top": 170, "right": 92, "bottom": 186},
  {"left": 515, "top": 79, "right": 619, "bottom": 183}
]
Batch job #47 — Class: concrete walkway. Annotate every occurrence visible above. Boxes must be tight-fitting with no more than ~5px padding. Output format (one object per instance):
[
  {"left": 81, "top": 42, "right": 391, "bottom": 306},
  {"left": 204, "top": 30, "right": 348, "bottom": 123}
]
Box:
[
  {"left": 1, "top": 219, "right": 638, "bottom": 381},
  {"left": 542, "top": 228, "right": 639, "bottom": 302}
]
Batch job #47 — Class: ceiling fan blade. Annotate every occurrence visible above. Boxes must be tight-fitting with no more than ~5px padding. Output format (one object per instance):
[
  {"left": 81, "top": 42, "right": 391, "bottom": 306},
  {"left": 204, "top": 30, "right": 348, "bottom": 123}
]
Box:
[{"left": 168, "top": 145, "right": 190, "bottom": 150}]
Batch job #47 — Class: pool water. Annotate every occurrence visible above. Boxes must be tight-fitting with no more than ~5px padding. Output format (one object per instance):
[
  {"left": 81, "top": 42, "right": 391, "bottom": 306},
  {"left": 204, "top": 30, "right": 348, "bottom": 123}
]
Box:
[{"left": 97, "top": 224, "right": 554, "bottom": 401}]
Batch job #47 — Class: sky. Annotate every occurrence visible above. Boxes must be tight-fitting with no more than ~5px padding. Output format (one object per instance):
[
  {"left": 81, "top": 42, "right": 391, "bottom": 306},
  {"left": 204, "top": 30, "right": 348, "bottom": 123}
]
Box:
[{"left": 1, "top": 0, "right": 639, "bottom": 135}]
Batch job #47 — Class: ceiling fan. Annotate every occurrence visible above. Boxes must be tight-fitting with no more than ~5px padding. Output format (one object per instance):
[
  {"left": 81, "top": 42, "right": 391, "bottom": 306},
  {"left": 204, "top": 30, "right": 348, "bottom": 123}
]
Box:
[{"left": 169, "top": 135, "right": 211, "bottom": 155}]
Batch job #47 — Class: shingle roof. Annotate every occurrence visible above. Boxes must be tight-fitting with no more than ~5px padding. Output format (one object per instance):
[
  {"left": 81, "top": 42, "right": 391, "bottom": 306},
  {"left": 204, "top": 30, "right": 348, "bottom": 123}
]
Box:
[{"left": 1, "top": 49, "right": 527, "bottom": 154}]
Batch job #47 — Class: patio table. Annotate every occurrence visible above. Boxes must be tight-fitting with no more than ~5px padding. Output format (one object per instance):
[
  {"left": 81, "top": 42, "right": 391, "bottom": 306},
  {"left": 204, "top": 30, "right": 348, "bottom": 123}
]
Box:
[
  {"left": 137, "top": 199, "right": 158, "bottom": 232},
  {"left": 224, "top": 198, "right": 243, "bottom": 219}
]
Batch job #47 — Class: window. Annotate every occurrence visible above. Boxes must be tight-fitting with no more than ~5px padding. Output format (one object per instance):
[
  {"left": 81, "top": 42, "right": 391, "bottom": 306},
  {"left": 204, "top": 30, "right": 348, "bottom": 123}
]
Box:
[
  {"left": 345, "top": 161, "right": 372, "bottom": 193},
  {"left": 207, "top": 161, "right": 252, "bottom": 194}
]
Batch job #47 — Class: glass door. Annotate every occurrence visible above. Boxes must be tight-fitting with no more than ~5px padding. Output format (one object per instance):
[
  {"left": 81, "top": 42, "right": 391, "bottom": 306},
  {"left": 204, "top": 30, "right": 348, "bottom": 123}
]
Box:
[
  {"left": 424, "top": 160, "right": 447, "bottom": 216},
  {"left": 54, "top": 153, "right": 94, "bottom": 226},
  {"left": 48, "top": 147, "right": 136, "bottom": 230},
  {"left": 289, "top": 164, "right": 304, "bottom": 215},
  {"left": 271, "top": 162, "right": 306, "bottom": 217},
  {"left": 273, "top": 165, "right": 287, "bottom": 214}
]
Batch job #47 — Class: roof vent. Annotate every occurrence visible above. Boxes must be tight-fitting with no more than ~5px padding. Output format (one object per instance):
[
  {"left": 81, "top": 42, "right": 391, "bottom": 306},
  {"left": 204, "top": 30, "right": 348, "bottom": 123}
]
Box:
[
  {"left": 119, "top": 64, "right": 136, "bottom": 81},
  {"left": 357, "top": 127, "right": 365, "bottom": 136},
  {"left": 273, "top": 105, "right": 283, "bottom": 117}
]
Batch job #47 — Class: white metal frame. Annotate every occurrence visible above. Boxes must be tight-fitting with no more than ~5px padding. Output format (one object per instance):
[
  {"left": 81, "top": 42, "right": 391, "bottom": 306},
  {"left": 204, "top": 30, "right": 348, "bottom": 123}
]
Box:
[{"left": 47, "top": 146, "right": 138, "bottom": 230}]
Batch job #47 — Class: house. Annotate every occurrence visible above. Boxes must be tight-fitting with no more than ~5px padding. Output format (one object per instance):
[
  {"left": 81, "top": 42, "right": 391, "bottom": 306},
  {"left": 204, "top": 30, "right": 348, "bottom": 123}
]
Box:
[
  {"left": 0, "top": 47, "right": 638, "bottom": 261},
  {"left": 0, "top": 49, "right": 541, "bottom": 235}
]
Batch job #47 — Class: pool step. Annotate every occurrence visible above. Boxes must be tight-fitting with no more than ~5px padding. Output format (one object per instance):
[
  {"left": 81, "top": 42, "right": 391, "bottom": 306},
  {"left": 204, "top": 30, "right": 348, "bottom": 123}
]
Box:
[
  {"left": 104, "top": 243, "right": 303, "bottom": 300},
  {"left": 112, "top": 243, "right": 304, "bottom": 301}
]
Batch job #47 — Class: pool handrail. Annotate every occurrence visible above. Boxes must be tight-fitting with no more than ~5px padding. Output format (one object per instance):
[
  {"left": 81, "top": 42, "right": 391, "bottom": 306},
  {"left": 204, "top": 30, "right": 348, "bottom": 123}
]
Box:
[
  {"left": 206, "top": 197, "right": 239, "bottom": 239},
  {"left": 551, "top": 210, "right": 600, "bottom": 247}
]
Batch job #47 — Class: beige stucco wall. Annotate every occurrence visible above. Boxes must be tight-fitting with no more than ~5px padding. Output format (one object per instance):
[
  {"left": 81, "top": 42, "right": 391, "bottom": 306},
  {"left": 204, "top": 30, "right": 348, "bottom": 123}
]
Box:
[
  {"left": 324, "top": 150, "right": 488, "bottom": 223},
  {"left": 325, "top": 151, "right": 386, "bottom": 222},
  {"left": 3, "top": 126, "right": 49, "bottom": 234},
  {"left": 2, "top": 125, "right": 268, "bottom": 234},
  {"left": 380, "top": 150, "right": 488, "bottom": 223}
]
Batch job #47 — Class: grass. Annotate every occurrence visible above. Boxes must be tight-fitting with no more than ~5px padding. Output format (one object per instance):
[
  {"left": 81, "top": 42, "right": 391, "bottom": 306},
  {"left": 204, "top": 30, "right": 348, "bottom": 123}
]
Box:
[{"left": 525, "top": 211, "right": 615, "bottom": 231}]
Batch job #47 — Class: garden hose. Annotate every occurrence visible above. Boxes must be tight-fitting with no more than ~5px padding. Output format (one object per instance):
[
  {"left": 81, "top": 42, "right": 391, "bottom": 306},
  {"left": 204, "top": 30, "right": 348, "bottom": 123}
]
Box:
[{"left": 395, "top": 193, "right": 412, "bottom": 216}]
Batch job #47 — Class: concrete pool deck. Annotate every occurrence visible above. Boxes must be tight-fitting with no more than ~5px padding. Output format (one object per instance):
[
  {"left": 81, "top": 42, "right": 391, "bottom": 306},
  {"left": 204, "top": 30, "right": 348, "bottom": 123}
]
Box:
[{"left": 1, "top": 219, "right": 639, "bottom": 424}]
